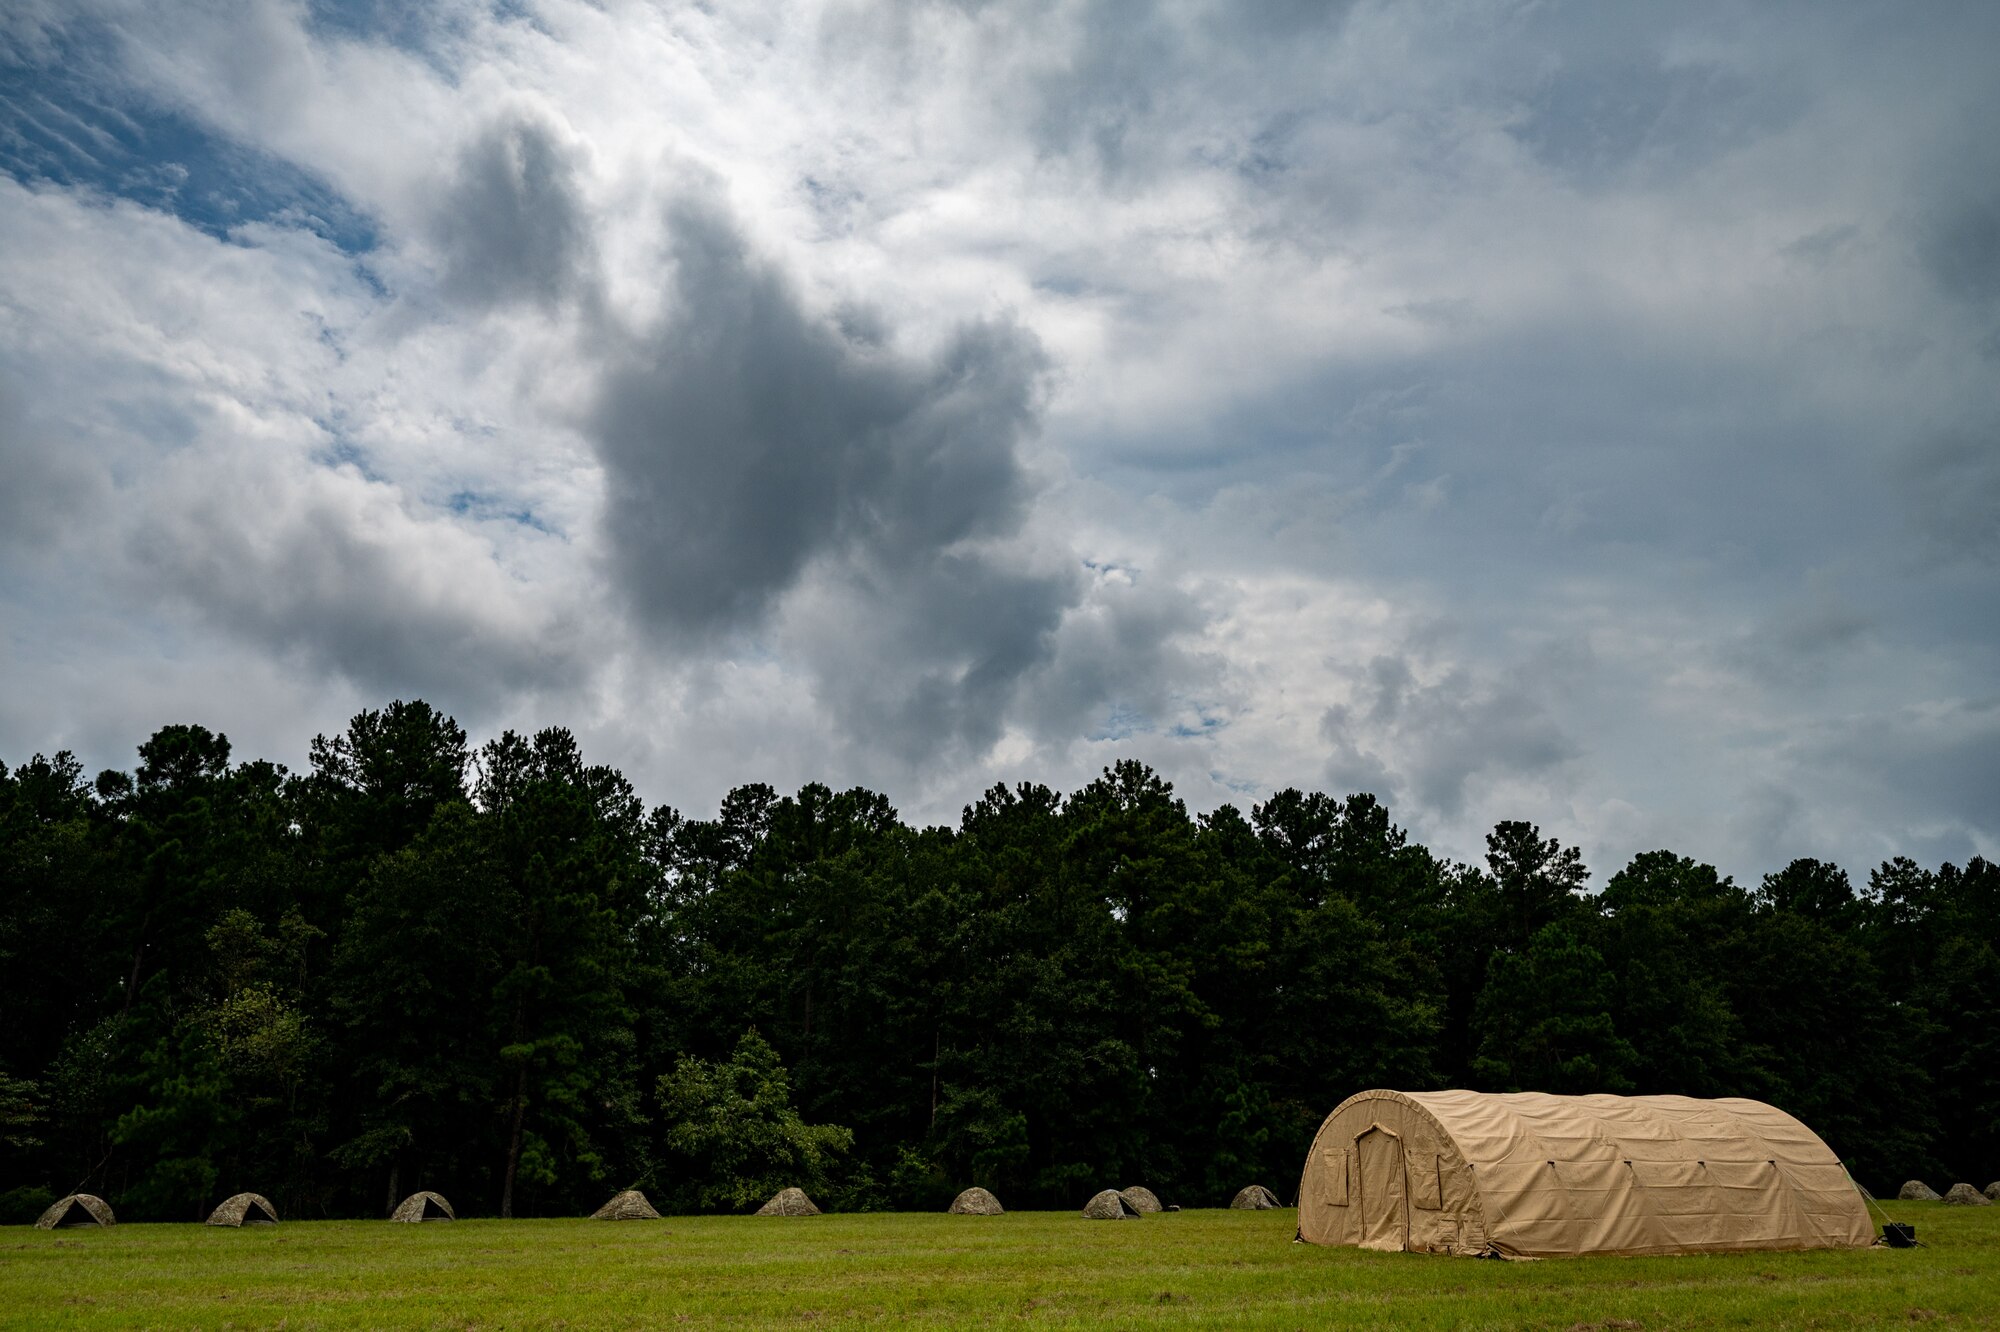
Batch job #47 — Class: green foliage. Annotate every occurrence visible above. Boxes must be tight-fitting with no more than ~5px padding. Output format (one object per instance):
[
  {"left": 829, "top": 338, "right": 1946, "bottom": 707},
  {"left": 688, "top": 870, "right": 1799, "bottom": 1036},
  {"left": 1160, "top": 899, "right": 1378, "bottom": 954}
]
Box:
[
  {"left": 657, "top": 1029, "right": 854, "bottom": 1212},
  {"left": 931, "top": 1085, "right": 1029, "bottom": 1194},
  {"left": 0, "top": 1184, "right": 54, "bottom": 1225},
  {"left": 886, "top": 1144, "right": 956, "bottom": 1211},
  {"left": 0, "top": 1073, "right": 42, "bottom": 1154},
  {"left": 0, "top": 705, "right": 1992, "bottom": 1218},
  {"left": 111, "top": 1027, "right": 235, "bottom": 1219},
  {"left": 1471, "top": 919, "right": 1637, "bottom": 1093}
]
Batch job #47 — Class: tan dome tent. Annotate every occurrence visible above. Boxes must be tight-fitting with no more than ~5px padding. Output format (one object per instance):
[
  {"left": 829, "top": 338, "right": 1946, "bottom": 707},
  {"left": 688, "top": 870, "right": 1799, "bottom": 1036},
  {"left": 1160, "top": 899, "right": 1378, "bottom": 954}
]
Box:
[
  {"left": 948, "top": 1187, "right": 1003, "bottom": 1215},
  {"left": 36, "top": 1194, "right": 114, "bottom": 1229},
  {"left": 754, "top": 1187, "right": 820, "bottom": 1216},
  {"left": 1118, "top": 1186, "right": 1163, "bottom": 1214},
  {"left": 591, "top": 1189, "right": 662, "bottom": 1220},
  {"left": 1081, "top": 1189, "right": 1140, "bottom": 1219},
  {"left": 390, "top": 1191, "right": 455, "bottom": 1222},
  {"left": 1297, "top": 1090, "right": 1871, "bottom": 1258},
  {"left": 1231, "top": 1184, "right": 1281, "bottom": 1209},
  {"left": 207, "top": 1193, "right": 279, "bottom": 1226}
]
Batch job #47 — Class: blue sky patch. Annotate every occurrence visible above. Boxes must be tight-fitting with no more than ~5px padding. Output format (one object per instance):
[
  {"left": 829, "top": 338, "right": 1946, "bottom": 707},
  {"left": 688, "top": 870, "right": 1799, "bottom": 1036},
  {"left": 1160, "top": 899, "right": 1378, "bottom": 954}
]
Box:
[
  {"left": 0, "top": 22, "right": 379, "bottom": 255},
  {"left": 447, "top": 490, "right": 557, "bottom": 536},
  {"left": 1090, "top": 705, "right": 1151, "bottom": 743}
]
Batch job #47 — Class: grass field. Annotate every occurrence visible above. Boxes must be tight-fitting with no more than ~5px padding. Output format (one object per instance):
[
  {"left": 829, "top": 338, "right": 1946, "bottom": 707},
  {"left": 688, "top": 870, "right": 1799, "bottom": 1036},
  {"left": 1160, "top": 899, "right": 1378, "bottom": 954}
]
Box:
[{"left": 2, "top": 1200, "right": 1995, "bottom": 1330}]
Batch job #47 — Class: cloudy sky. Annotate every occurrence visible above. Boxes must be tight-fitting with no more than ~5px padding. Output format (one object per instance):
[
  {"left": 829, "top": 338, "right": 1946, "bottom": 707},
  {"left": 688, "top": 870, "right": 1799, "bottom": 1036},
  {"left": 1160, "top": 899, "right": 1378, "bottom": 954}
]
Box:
[{"left": 2, "top": 0, "right": 1995, "bottom": 881}]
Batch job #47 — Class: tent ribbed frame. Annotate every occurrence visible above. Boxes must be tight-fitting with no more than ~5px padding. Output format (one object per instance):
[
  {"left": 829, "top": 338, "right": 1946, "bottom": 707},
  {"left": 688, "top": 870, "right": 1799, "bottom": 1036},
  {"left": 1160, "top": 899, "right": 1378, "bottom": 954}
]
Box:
[
  {"left": 206, "top": 1192, "right": 279, "bottom": 1226},
  {"left": 1297, "top": 1089, "right": 1872, "bottom": 1258},
  {"left": 35, "top": 1194, "right": 115, "bottom": 1229},
  {"left": 389, "top": 1191, "right": 456, "bottom": 1223}
]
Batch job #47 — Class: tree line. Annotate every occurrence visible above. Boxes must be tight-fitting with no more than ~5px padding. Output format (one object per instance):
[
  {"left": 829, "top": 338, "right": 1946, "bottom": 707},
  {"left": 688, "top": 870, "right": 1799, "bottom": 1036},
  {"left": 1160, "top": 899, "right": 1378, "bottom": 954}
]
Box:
[{"left": 0, "top": 701, "right": 1992, "bottom": 1221}]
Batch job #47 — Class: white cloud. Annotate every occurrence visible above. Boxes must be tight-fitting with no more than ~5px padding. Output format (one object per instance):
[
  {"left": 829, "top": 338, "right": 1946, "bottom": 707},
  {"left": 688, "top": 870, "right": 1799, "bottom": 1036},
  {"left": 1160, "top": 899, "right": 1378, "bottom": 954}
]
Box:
[{"left": 1, "top": 0, "right": 1995, "bottom": 884}]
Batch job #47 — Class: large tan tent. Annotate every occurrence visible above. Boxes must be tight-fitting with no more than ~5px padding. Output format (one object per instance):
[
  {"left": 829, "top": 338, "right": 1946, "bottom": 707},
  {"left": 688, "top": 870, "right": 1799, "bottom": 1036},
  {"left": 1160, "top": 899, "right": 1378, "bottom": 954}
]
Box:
[{"left": 1297, "top": 1090, "right": 1871, "bottom": 1258}]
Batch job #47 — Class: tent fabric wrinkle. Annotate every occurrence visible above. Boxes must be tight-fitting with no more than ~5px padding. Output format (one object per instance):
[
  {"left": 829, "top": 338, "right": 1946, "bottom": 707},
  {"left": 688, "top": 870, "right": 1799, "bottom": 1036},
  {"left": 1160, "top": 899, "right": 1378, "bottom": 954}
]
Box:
[{"left": 1296, "top": 1090, "right": 1871, "bottom": 1258}]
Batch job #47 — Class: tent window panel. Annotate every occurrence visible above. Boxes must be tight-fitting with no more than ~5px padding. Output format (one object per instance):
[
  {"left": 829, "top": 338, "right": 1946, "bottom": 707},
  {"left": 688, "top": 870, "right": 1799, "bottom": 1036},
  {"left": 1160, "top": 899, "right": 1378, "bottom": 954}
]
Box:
[
  {"left": 1322, "top": 1147, "right": 1350, "bottom": 1206},
  {"left": 1410, "top": 1153, "right": 1442, "bottom": 1210}
]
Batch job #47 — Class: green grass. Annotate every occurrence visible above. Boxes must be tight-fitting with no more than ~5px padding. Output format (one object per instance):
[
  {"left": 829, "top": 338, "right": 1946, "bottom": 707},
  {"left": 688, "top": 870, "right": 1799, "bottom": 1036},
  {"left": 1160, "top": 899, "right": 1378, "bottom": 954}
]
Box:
[{"left": 1, "top": 1201, "right": 1995, "bottom": 1330}]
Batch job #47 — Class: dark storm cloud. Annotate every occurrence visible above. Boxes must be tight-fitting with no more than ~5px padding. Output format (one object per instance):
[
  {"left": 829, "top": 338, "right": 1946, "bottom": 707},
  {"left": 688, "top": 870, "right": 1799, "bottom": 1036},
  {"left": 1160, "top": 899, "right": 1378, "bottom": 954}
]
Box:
[
  {"left": 1909, "top": 82, "right": 2000, "bottom": 358},
  {"left": 1319, "top": 652, "right": 1579, "bottom": 820},
  {"left": 585, "top": 188, "right": 1114, "bottom": 767},
  {"left": 1792, "top": 699, "right": 2000, "bottom": 868},
  {"left": 1495, "top": 3, "right": 1807, "bottom": 188},
  {"left": 1100, "top": 316, "right": 1861, "bottom": 591},
  {"left": 1726, "top": 598, "right": 1876, "bottom": 689},
  {"left": 591, "top": 190, "right": 1047, "bottom": 636},
  {"left": 126, "top": 463, "right": 579, "bottom": 708},
  {"left": 1899, "top": 432, "right": 2000, "bottom": 567},
  {"left": 1011, "top": 566, "right": 1207, "bottom": 747},
  {"left": 1506, "top": 56, "right": 1775, "bottom": 186},
  {"left": 800, "top": 553, "right": 1081, "bottom": 768},
  {"left": 432, "top": 112, "right": 592, "bottom": 310},
  {"left": 1922, "top": 194, "right": 2000, "bottom": 314},
  {"left": 1023, "top": 0, "right": 1179, "bottom": 182}
]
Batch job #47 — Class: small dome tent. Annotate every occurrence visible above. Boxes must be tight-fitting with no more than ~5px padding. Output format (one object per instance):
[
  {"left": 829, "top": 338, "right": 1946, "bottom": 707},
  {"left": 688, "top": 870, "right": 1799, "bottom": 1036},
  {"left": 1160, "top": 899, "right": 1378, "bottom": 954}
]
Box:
[
  {"left": 754, "top": 1187, "right": 820, "bottom": 1216},
  {"left": 591, "top": 1190, "right": 662, "bottom": 1220},
  {"left": 1297, "top": 1090, "right": 1871, "bottom": 1258},
  {"left": 1231, "top": 1184, "right": 1281, "bottom": 1209},
  {"left": 948, "top": 1187, "right": 1003, "bottom": 1215},
  {"left": 36, "top": 1194, "right": 114, "bottom": 1229},
  {"left": 389, "top": 1191, "right": 455, "bottom": 1222},
  {"left": 207, "top": 1193, "right": 279, "bottom": 1226},
  {"left": 1081, "top": 1189, "right": 1139, "bottom": 1219},
  {"left": 1118, "top": 1186, "right": 1163, "bottom": 1214}
]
